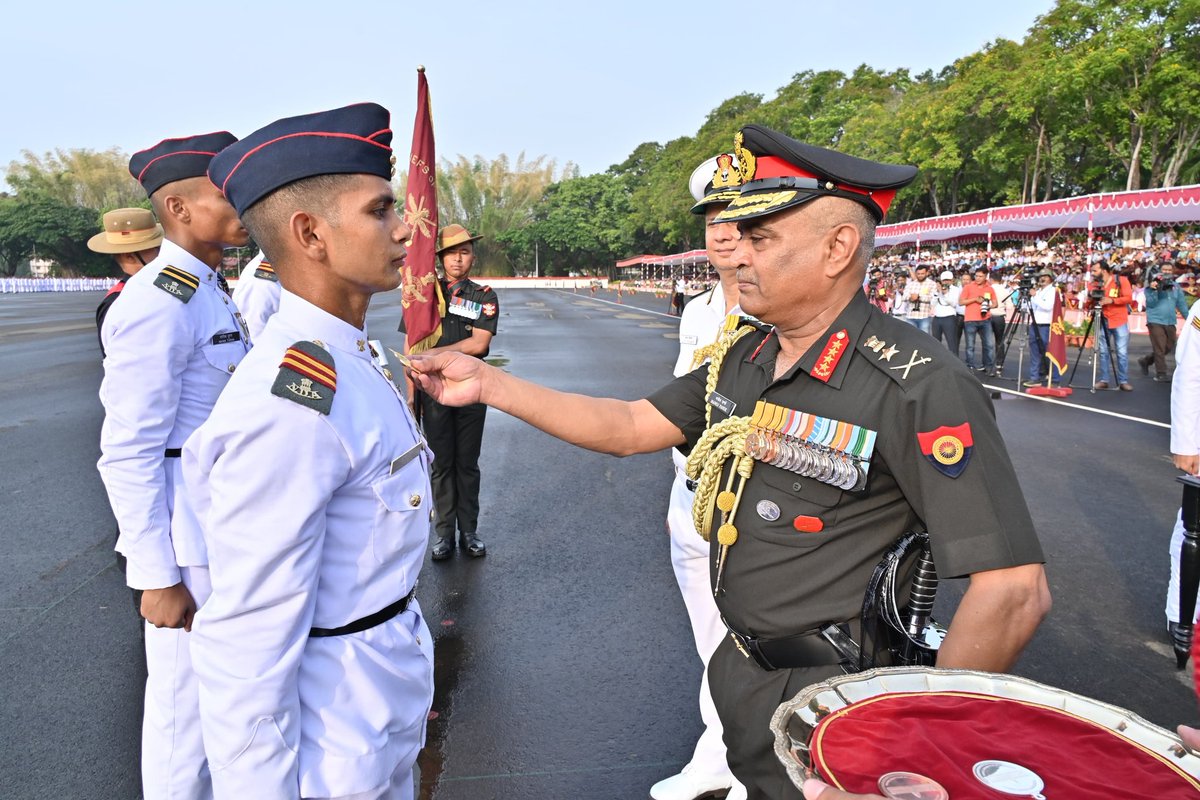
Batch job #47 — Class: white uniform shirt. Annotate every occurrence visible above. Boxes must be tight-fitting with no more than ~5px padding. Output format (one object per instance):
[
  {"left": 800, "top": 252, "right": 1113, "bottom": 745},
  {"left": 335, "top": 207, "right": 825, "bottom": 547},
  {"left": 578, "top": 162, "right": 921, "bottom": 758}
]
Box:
[
  {"left": 673, "top": 287, "right": 740, "bottom": 474},
  {"left": 932, "top": 284, "right": 961, "bottom": 318},
  {"left": 185, "top": 290, "right": 434, "bottom": 798},
  {"left": 1030, "top": 284, "right": 1057, "bottom": 325},
  {"left": 1171, "top": 303, "right": 1200, "bottom": 457},
  {"left": 673, "top": 286, "right": 738, "bottom": 378},
  {"left": 232, "top": 251, "right": 281, "bottom": 341},
  {"left": 97, "top": 238, "right": 250, "bottom": 588}
]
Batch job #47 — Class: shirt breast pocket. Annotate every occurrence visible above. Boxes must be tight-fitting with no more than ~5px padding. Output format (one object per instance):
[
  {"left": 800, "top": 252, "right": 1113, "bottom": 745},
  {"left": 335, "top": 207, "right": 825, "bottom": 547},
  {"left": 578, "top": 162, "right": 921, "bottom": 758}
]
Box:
[
  {"left": 200, "top": 337, "right": 245, "bottom": 376},
  {"left": 744, "top": 462, "right": 846, "bottom": 548},
  {"left": 370, "top": 457, "right": 432, "bottom": 564}
]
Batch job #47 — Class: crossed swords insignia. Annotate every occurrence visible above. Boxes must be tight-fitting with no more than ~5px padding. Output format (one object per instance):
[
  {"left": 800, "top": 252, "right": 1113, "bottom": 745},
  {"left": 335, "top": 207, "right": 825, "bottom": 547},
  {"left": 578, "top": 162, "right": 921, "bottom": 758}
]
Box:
[{"left": 889, "top": 349, "right": 932, "bottom": 380}]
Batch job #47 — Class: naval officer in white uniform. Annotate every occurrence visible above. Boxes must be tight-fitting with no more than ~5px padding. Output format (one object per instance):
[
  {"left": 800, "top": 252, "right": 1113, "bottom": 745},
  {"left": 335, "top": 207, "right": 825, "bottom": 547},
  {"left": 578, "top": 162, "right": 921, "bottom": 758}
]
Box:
[
  {"left": 1167, "top": 300, "right": 1200, "bottom": 633},
  {"left": 232, "top": 249, "right": 281, "bottom": 340},
  {"left": 186, "top": 102, "right": 433, "bottom": 800},
  {"left": 653, "top": 154, "right": 748, "bottom": 800},
  {"left": 97, "top": 130, "right": 250, "bottom": 800}
]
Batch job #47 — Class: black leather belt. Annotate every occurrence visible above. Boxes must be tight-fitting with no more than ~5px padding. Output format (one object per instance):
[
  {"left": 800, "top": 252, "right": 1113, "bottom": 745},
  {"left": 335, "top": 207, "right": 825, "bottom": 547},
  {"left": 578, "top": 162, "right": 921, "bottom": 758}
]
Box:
[
  {"left": 725, "top": 623, "right": 848, "bottom": 671},
  {"left": 165, "top": 448, "right": 182, "bottom": 458},
  {"left": 310, "top": 585, "right": 417, "bottom": 638}
]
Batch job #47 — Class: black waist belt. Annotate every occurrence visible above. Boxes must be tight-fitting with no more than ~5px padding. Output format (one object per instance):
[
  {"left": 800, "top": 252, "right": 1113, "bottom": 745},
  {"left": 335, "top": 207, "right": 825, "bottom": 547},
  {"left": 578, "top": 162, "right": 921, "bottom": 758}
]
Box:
[
  {"left": 309, "top": 585, "right": 417, "bottom": 638},
  {"left": 165, "top": 448, "right": 182, "bottom": 458},
  {"left": 725, "top": 624, "right": 847, "bottom": 671}
]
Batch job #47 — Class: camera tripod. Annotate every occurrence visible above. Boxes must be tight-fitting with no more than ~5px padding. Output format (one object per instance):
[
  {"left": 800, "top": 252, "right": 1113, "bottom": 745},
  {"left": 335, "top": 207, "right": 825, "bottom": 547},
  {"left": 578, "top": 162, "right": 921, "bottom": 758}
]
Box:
[
  {"left": 994, "top": 285, "right": 1034, "bottom": 382},
  {"left": 1066, "top": 303, "right": 1120, "bottom": 392}
]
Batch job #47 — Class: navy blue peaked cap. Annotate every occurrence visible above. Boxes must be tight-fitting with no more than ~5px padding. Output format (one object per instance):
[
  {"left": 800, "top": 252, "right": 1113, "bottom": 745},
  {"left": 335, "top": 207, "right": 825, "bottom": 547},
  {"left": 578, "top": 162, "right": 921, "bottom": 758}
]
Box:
[
  {"left": 129, "top": 131, "right": 238, "bottom": 196},
  {"left": 209, "top": 102, "right": 395, "bottom": 215}
]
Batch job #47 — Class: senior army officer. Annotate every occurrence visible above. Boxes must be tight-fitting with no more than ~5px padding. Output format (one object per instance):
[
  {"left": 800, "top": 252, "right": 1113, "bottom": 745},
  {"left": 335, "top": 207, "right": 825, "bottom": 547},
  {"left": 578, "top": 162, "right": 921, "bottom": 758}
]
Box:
[
  {"left": 186, "top": 103, "right": 433, "bottom": 799},
  {"left": 410, "top": 124, "right": 1051, "bottom": 798}
]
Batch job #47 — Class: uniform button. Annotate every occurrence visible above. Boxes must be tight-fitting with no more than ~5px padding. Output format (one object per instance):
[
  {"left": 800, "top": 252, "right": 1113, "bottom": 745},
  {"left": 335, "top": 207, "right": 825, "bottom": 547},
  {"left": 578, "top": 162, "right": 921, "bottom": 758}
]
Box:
[
  {"left": 792, "top": 481, "right": 803, "bottom": 492},
  {"left": 227, "top": 364, "right": 236, "bottom": 373},
  {"left": 429, "top": 508, "right": 435, "bottom": 521},
  {"left": 409, "top": 494, "right": 422, "bottom": 507}
]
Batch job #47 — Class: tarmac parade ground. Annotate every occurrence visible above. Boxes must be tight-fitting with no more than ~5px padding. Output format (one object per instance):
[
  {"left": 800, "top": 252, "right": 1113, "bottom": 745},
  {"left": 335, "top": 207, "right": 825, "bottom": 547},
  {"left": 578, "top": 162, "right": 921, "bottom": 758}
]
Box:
[{"left": 0, "top": 287, "right": 1195, "bottom": 799}]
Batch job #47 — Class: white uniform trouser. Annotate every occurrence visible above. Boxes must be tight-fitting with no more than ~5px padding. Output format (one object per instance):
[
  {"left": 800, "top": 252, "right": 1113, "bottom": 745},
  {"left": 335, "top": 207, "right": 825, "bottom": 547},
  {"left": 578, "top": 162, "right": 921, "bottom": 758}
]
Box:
[
  {"left": 307, "top": 759, "right": 414, "bottom": 800},
  {"left": 666, "top": 452, "right": 732, "bottom": 777},
  {"left": 143, "top": 565, "right": 212, "bottom": 800},
  {"left": 1166, "top": 509, "right": 1200, "bottom": 623}
]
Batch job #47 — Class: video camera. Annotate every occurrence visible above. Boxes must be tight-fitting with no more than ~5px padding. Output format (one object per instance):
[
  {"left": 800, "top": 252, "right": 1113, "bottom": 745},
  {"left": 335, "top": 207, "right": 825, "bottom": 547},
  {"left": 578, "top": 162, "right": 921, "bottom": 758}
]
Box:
[{"left": 1150, "top": 268, "right": 1175, "bottom": 291}]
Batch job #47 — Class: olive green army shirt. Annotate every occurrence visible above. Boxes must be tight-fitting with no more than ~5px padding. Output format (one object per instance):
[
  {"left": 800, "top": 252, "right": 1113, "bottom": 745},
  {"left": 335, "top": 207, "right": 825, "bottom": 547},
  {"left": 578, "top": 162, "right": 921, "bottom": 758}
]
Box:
[{"left": 647, "top": 291, "right": 1044, "bottom": 640}]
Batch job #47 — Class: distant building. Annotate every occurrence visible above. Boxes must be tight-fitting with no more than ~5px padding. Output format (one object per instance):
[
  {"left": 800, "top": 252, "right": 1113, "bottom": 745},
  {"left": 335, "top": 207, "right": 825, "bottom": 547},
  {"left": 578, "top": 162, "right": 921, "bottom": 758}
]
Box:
[{"left": 29, "top": 258, "right": 55, "bottom": 278}]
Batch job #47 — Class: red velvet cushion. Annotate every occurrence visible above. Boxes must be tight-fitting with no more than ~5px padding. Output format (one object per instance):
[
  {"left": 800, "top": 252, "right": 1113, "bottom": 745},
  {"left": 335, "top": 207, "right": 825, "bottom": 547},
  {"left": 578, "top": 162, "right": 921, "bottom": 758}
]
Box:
[{"left": 811, "top": 691, "right": 1199, "bottom": 798}]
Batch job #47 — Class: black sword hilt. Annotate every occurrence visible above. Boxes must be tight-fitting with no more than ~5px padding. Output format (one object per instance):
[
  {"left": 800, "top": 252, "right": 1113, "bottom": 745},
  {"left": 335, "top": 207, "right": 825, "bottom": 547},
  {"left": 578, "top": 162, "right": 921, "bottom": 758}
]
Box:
[{"left": 906, "top": 546, "right": 939, "bottom": 639}]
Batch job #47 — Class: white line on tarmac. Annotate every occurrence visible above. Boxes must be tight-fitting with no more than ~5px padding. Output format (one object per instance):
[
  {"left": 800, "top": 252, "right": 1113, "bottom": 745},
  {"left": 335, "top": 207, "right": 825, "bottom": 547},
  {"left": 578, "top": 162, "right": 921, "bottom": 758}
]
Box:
[
  {"left": 983, "top": 384, "right": 1169, "bottom": 429},
  {"left": 552, "top": 290, "right": 678, "bottom": 319},
  {"left": 1142, "top": 640, "right": 1196, "bottom": 689}
]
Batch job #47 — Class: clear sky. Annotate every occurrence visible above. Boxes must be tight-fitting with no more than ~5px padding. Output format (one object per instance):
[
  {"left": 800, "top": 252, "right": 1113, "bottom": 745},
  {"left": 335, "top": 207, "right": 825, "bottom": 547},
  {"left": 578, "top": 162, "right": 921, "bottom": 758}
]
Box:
[{"left": 1, "top": 0, "right": 1055, "bottom": 188}]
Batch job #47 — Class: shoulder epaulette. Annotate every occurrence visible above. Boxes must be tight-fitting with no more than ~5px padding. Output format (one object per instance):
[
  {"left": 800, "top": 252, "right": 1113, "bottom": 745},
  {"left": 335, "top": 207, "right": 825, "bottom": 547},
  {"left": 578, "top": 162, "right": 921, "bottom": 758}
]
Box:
[
  {"left": 271, "top": 341, "right": 336, "bottom": 414},
  {"left": 152, "top": 265, "right": 199, "bottom": 303},
  {"left": 735, "top": 315, "right": 771, "bottom": 335},
  {"left": 253, "top": 261, "right": 278, "bottom": 282}
]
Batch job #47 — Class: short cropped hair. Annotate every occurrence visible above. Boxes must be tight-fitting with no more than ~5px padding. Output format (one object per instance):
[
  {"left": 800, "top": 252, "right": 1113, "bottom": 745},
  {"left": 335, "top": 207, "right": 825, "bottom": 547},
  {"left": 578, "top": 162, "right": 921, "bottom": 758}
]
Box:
[{"left": 241, "top": 174, "right": 359, "bottom": 261}]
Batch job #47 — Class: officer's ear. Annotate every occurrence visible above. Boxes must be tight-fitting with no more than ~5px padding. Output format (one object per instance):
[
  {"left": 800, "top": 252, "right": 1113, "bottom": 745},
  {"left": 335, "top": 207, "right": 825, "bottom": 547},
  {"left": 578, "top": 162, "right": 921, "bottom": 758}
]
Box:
[{"left": 290, "top": 210, "right": 327, "bottom": 261}]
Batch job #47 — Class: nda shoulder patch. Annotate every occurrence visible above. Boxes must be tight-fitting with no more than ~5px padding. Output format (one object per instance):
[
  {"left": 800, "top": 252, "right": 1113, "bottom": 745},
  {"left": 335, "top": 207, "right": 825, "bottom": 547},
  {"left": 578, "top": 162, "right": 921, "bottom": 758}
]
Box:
[
  {"left": 271, "top": 341, "right": 336, "bottom": 414},
  {"left": 254, "top": 261, "right": 278, "bottom": 282},
  {"left": 153, "top": 265, "right": 199, "bottom": 303}
]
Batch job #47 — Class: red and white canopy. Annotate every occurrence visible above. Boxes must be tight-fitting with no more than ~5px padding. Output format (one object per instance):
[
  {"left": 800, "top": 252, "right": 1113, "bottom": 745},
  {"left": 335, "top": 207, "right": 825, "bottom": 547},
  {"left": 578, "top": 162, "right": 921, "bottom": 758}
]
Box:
[
  {"left": 875, "top": 185, "right": 1200, "bottom": 248},
  {"left": 614, "top": 249, "right": 708, "bottom": 268}
]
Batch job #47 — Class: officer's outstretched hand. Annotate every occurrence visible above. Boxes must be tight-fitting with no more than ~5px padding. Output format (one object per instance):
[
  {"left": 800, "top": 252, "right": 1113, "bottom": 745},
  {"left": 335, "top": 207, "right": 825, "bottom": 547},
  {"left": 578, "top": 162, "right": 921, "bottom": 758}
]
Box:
[
  {"left": 802, "top": 778, "right": 885, "bottom": 800},
  {"left": 141, "top": 582, "right": 197, "bottom": 631},
  {"left": 1180, "top": 725, "right": 1200, "bottom": 752},
  {"left": 408, "top": 351, "right": 485, "bottom": 407}
]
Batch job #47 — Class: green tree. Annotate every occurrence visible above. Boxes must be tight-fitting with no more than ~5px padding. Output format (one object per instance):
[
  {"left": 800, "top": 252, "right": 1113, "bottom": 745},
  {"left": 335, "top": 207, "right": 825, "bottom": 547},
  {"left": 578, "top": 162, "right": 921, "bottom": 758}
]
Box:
[
  {"left": 526, "top": 173, "right": 633, "bottom": 275},
  {"left": 432, "top": 153, "right": 566, "bottom": 276},
  {"left": 5, "top": 147, "right": 146, "bottom": 211},
  {"left": 0, "top": 195, "right": 111, "bottom": 276}
]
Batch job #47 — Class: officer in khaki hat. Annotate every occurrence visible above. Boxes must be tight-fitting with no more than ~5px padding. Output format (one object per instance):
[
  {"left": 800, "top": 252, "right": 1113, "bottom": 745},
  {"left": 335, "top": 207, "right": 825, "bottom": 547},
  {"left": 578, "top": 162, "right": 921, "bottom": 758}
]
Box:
[
  {"left": 409, "top": 124, "right": 1049, "bottom": 798},
  {"left": 407, "top": 223, "right": 499, "bottom": 561},
  {"left": 88, "top": 207, "right": 163, "bottom": 352}
]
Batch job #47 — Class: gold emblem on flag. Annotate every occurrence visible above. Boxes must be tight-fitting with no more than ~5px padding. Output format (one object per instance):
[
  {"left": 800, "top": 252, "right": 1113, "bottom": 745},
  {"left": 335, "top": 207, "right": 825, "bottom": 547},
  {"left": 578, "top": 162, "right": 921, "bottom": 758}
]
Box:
[
  {"left": 404, "top": 193, "right": 434, "bottom": 240},
  {"left": 401, "top": 266, "right": 436, "bottom": 309}
]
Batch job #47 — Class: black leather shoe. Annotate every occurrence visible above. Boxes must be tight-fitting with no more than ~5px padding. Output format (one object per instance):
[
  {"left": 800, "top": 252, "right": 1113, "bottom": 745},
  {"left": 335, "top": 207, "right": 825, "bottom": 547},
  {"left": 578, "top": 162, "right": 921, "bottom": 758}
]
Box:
[
  {"left": 462, "top": 532, "right": 487, "bottom": 557},
  {"left": 431, "top": 537, "right": 455, "bottom": 561}
]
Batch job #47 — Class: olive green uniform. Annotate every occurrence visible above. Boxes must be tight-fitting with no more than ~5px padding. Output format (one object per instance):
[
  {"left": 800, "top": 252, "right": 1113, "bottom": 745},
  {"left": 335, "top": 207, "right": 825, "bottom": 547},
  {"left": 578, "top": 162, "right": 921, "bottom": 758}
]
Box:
[{"left": 647, "top": 291, "right": 1044, "bottom": 798}]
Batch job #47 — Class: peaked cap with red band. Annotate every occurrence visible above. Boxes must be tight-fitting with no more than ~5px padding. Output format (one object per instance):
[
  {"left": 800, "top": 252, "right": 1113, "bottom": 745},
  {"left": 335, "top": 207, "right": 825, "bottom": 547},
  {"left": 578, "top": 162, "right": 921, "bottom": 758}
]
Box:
[
  {"left": 713, "top": 124, "right": 918, "bottom": 224},
  {"left": 209, "top": 102, "right": 394, "bottom": 216},
  {"left": 129, "top": 131, "right": 238, "bottom": 196}
]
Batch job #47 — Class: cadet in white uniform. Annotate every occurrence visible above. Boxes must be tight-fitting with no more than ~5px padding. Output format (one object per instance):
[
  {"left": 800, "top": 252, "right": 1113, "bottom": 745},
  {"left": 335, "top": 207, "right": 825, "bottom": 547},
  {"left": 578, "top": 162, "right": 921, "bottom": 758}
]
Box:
[
  {"left": 1166, "top": 301, "right": 1200, "bottom": 631},
  {"left": 97, "top": 130, "right": 250, "bottom": 800},
  {"left": 232, "top": 249, "right": 281, "bottom": 340},
  {"left": 187, "top": 102, "right": 433, "bottom": 800},
  {"left": 653, "top": 154, "right": 747, "bottom": 800}
]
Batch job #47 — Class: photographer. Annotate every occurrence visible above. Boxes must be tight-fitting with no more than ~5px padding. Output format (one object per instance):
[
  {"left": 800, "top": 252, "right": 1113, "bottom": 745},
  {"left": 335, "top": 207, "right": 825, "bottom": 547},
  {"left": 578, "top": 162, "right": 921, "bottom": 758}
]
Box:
[
  {"left": 960, "top": 266, "right": 998, "bottom": 375},
  {"left": 903, "top": 264, "right": 937, "bottom": 333},
  {"left": 931, "top": 269, "right": 961, "bottom": 355},
  {"left": 1089, "top": 260, "right": 1134, "bottom": 391},
  {"left": 865, "top": 266, "right": 890, "bottom": 314},
  {"left": 1024, "top": 269, "right": 1058, "bottom": 387},
  {"left": 1138, "top": 262, "right": 1190, "bottom": 382}
]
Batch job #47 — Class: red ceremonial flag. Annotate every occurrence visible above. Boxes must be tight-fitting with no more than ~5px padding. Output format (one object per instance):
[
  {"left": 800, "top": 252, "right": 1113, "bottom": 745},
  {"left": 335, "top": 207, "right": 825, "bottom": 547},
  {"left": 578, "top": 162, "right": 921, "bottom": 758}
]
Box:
[
  {"left": 400, "top": 66, "right": 444, "bottom": 354},
  {"left": 1046, "top": 287, "right": 1068, "bottom": 377}
]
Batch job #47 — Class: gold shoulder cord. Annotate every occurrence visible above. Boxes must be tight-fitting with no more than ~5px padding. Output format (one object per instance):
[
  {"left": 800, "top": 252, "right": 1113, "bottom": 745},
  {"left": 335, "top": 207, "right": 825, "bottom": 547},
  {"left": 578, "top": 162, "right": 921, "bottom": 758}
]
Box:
[{"left": 683, "top": 319, "right": 760, "bottom": 545}]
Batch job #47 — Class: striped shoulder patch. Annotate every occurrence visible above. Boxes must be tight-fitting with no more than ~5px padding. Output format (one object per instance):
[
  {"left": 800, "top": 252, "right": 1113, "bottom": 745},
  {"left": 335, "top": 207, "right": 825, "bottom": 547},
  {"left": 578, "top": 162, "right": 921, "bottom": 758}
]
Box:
[
  {"left": 1191, "top": 314, "right": 1200, "bottom": 332},
  {"left": 271, "top": 341, "right": 336, "bottom": 414},
  {"left": 152, "top": 265, "right": 199, "bottom": 303},
  {"left": 253, "top": 261, "right": 278, "bottom": 282}
]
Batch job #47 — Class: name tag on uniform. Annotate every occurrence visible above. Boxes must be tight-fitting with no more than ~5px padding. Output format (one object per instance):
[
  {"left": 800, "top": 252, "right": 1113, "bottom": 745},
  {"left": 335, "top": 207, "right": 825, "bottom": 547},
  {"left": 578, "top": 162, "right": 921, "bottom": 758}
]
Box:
[
  {"left": 448, "top": 297, "right": 482, "bottom": 320},
  {"left": 680, "top": 334, "right": 698, "bottom": 345},
  {"left": 211, "top": 331, "right": 242, "bottom": 345},
  {"left": 707, "top": 391, "right": 736, "bottom": 417}
]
